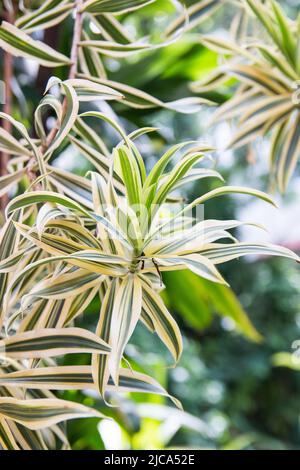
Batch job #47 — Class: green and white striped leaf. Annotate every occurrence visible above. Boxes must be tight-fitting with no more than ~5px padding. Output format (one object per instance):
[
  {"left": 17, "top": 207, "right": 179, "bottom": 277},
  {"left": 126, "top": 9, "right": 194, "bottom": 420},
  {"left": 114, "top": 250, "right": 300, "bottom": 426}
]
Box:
[
  {"left": 199, "top": 242, "right": 300, "bottom": 264},
  {"left": 81, "top": 0, "right": 155, "bottom": 14},
  {"left": 16, "top": 1, "right": 73, "bottom": 33},
  {"left": 0, "top": 327, "right": 110, "bottom": 358},
  {"left": 7, "top": 191, "right": 131, "bottom": 250},
  {"left": 114, "top": 144, "right": 142, "bottom": 207},
  {"left": 89, "top": 13, "right": 133, "bottom": 45},
  {"left": 166, "top": 0, "right": 222, "bottom": 37},
  {"left": 0, "top": 113, "right": 47, "bottom": 182},
  {"left": 0, "top": 22, "right": 71, "bottom": 67},
  {"left": 0, "top": 170, "right": 26, "bottom": 198},
  {"left": 63, "top": 78, "right": 124, "bottom": 102},
  {"left": 21, "top": 269, "right": 102, "bottom": 307},
  {"left": 109, "top": 275, "right": 142, "bottom": 384},
  {"left": 0, "top": 418, "right": 19, "bottom": 450},
  {"left": 0, "top": 366, "right": 181, "bottom": 407},
  {"left": 141, "top": 278, "right": 182, "bottom": 362},
  {"left": 0, "top": 127, "right": 32, "bottom": 157},
  {"left": 154, "top": 253, "right": 227, "bottom": 284},
  {"left": 43, "top": 79, "right": 79, "bottom": 158},
  {"left": 0, "top": 398, "right": 105, "bottom": 430},
  {"left": 277, "top": 112, "right": 300, "bottom": 193},
  {"left": 93, "top": 279, "right": 117, "bottom": 398},
  {"left": 78, "top": 74, "right": 213, "bottom": 113}
]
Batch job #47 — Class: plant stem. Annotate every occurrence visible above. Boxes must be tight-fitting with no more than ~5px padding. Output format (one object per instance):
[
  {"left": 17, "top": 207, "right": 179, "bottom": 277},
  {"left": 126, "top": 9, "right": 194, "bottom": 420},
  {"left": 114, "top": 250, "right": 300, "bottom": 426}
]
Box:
[
  {"left": 68, "top": 0, "right": 84, "bottom": 81},
  {"left": 0, "top": 5, "right": 15, "bottom": 211},
  {"left": 44, "top": 0, "right": 83, "bottom": 149}
]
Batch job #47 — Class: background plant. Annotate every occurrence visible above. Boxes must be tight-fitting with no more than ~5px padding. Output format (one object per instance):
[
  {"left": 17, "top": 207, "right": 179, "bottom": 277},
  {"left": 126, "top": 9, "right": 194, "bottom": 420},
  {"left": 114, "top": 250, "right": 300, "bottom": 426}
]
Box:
[{"left": 191, "top": 0, "right": 300, "bottom": 192}]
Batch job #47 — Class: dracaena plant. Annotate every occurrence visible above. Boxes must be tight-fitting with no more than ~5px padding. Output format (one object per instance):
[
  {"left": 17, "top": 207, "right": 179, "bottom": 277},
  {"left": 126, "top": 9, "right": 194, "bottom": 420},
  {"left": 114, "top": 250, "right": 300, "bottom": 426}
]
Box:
[
  {"left": 192, "top": 0, "right": 300, "bottom": 192},
  {"left": 2, "top": 102, "right": 299, "bottom": 405},
  {"left": 0, "top": 0, "right": 298, "bottom": 452},
  {"left": 0, "top": 0, "right": 222, "bottom": 450},
  {"left": 1, "top": 89, "right": 299, "bottom": 449}
]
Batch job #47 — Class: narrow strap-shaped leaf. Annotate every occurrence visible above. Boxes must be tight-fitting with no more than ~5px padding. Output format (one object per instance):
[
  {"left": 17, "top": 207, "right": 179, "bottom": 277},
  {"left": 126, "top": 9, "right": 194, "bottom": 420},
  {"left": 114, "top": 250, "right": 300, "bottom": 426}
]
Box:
[
  {"left": 16, "top": 0, "right": 69, "bottom": 28},
  {"left": 277, "top": 112, "right": 300, "bottom": 193},
  {"left": 109, "top": 274, "right": 142, "bottom": 384},
  {"left": 0, "top": 417, "right": 19, "bottom": 450},
  {"left": 199, "top": 242, "right": 300, "bottom": 264},
  {"left": 0, "top": 245, "right": 37, "bottom": 273},
  {"left": 145, "top": 186, "right": 276, "bottom": 248},
  {"left": 154, "top": 253, "right": 227, "bottom": 284},
  {"left": 114, "top": 144, "right": 142, "bottom": 207},
  {"left": 166, "top": 0, "right": 222, "bottom": 37},
  {"left": 81, "top": 0, "right": 154, "bottom": 13},
  {"left": 79, "top": 38, "right": 150, "bottom": 57},
  {"left": 90, "top": 13, "right": 133, "bottom": 45},
  {"left": 73, "top": 117, "right": 110, "bottom": 156},
  {"left": 21, "top": 269, "right": 101, "bottom": 308},
  {"left": 228, "top": 99, "right": 293, "bottom": 149},
  {"left": 63, "top": 78, "right": 123, "bottom": 102},
  {"left": 0, "top": 397, "right": 105, "bottom": 430},
  {"left": 141, "top": 279, "right": 182, "bottom": 362},
  {"left": 92, "top": 279, "right": 117, "bottom": 398},
  {"left": 44, "top": 79, "right": 79, "bottom": 159},
  {"left": 63, "top": 286, "right": 99, "bottom": 326},
  {"left": 152, "top": 151, "right": 207, "bottom": 206},
  {"left": 270, "top": 0, "right": 296, "bottom": 64},
  {"left": 0, "top": 216, "right": 21, "bottom": 330},
  {"left": 47, "top": 166, "right": 94, "bottom": 209},
  {"left": 0, "top": 327, "right": 110, "bottom": 358},
  {"left": 0, "top": 170, "right": 26, "bottom": 198},
  {"left": 0, "top": 366, "right": 181, "bottom": 406},
  {"left": 0, "top": 113, "right": 47, "bottom": 183},
  {"left": 145, "top": 219, "right": 242, "bottom": 256},
  {"left": 225, "top": 64, "right": 288, "bottom": 95},
  {"left": 0, "top": 127, "right": 32, "bottom": 156},
  {"left": 46, "top": 219, "right": 101, "bottom": 248},
  {"left": 6, "top": 421, "right": 48, "bottom": 450},
  {"left": 90, "top": 172, "right": 120, "bottom": 254},
  {"left": 0, "top": 22, "right": 71, "bottom": 66},
  {"left": 78, "top": 74, "right": 212, "bottom": 113},
  {"left": 7, "top": 191, "right": 132, "bottom": 250},
  {"left": 16, "top": 2, "right": 73, "bottom": 33},
  {"left": 79, "top": 41, "right": 107, "bottom": 80},
  {"left": 144, "top": 141, "right": 197, "bottom": 191},
  {"left": 34, "top": 94, "right": 62, "bottom": 144}
]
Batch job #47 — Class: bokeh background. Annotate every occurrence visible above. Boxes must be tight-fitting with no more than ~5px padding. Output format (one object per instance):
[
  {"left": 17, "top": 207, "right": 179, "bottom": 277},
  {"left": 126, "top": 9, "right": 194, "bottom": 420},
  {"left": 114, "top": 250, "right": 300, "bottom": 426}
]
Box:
[{"left": 6, "top": 0, "right": 300, "bottom": 449}]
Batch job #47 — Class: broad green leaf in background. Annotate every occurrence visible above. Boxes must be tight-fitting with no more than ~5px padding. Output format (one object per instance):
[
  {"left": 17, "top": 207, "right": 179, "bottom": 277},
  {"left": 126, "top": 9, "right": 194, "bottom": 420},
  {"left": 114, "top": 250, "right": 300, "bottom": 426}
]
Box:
[{"left": 163, "top": 270, "right": 262, "bottom": 342}]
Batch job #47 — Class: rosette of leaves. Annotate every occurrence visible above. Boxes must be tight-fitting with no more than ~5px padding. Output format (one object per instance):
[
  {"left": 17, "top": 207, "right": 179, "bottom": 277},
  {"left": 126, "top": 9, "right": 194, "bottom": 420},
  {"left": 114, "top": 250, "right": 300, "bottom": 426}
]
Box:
[
  {"left": 2, "top": 97, "right": 299, "bottom": 404},
  {"left": 191, "top": 0, "right": 300, "bottom": 192}
]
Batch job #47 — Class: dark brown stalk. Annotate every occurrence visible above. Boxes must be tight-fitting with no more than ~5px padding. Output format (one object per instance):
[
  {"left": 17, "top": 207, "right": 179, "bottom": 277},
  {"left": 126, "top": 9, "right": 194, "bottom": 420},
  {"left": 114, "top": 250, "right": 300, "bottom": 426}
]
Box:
[
  {"left": 0, "top": 5, "right": 15, "bottom": 211},
  {"left": 36, "top": 24, "right": 60, "bottom": 97}
]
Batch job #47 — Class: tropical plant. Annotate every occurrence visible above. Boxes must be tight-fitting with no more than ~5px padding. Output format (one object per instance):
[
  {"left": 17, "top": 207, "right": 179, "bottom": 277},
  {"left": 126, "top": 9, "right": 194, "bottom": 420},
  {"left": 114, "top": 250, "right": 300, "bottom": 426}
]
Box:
[
  {"left": 1, "top": 90, "right": 299, "bottom": 447},
  {"left": 0, "top": 0, "right": 299, "bottom": 451},
  {"left": 191, "top": 0, "right": 300, "bottom": 192},
  {"left": 0, "top": 0, "right": 221, "bottom": 449}
]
